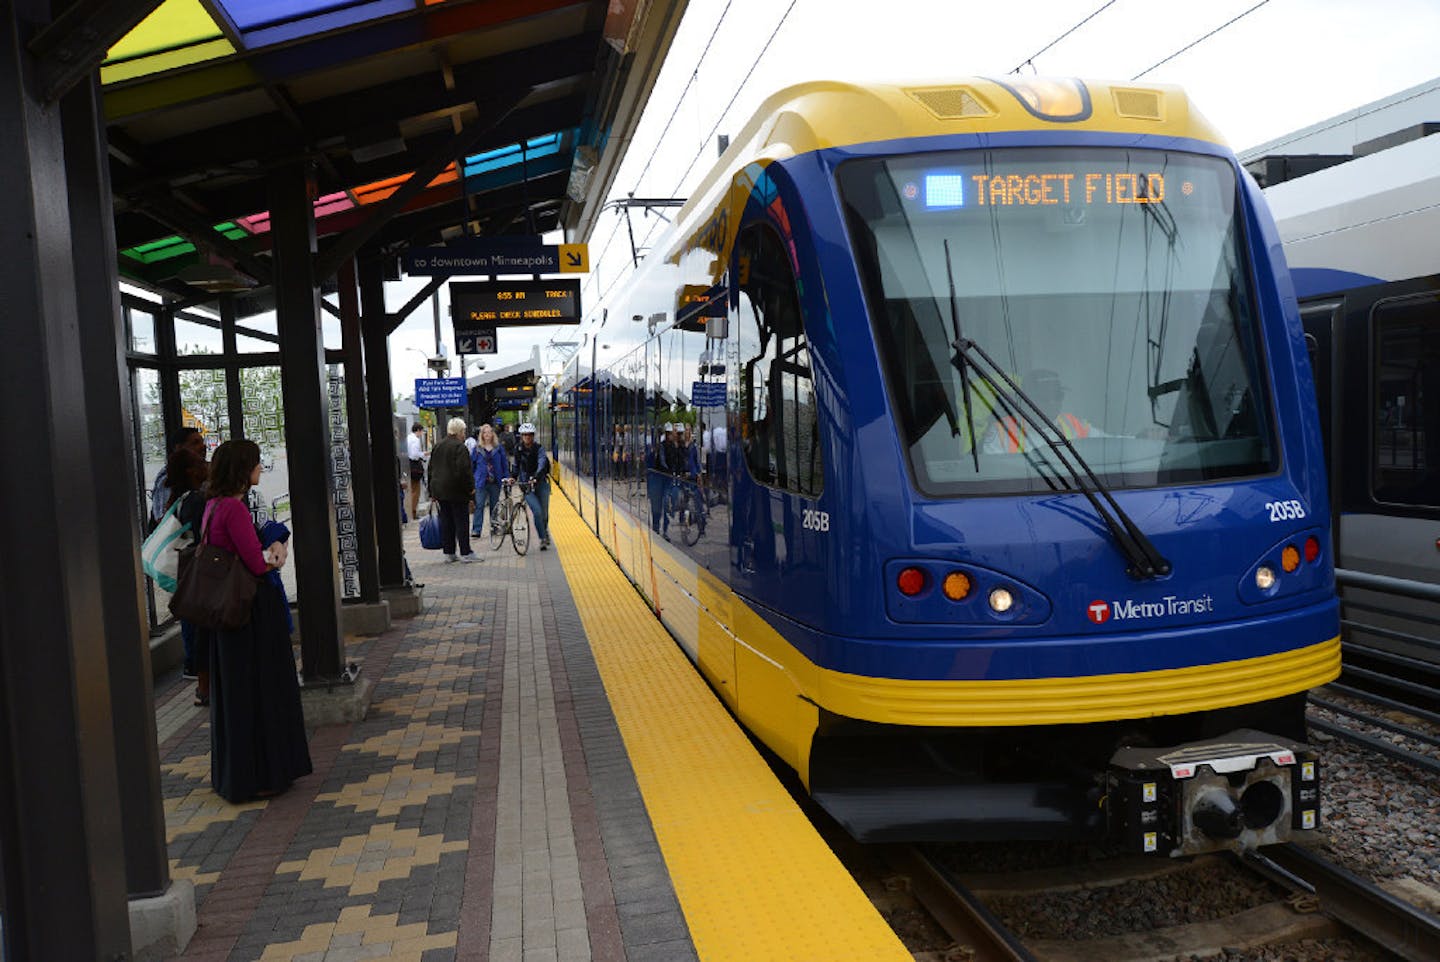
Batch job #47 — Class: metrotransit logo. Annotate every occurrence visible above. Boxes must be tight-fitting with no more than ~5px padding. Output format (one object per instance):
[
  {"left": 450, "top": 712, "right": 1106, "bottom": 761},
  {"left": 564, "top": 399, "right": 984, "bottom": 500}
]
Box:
[{"left": 1086, "top": 594, "right": 1214, "bottom": 624}]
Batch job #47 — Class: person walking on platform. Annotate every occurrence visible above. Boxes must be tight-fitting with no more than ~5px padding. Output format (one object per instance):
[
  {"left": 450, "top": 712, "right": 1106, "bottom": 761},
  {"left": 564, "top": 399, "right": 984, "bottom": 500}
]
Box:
[
  {"left": 470, "top": 423, "right": 510, "bottom": 539},
  {"left": 203, "top": 439, "right": 312, "bottom": 803},
  {"left": 406, "top": 422, "right": 427, "bottom": 523},
  {"left": 514, "top": 422, "right": 552, "bottom": 550},
  {"left": 430, "top": 417, "right": 479, "bottom": 562},
  {"left": 498, "top": 421, "right": 518, "bottom": 460},
  {"left": 165, "top": 445, "right": 211, "bottom": 696}
]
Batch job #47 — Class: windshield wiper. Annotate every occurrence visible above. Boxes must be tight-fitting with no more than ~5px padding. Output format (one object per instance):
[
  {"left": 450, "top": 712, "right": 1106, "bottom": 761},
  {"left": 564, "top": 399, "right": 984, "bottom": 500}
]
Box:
[
  {"left": 958, "top": 339, "right": 1172, "bottom": 578},
  {"left": 940, "top": 247, "right": 1171, "bottom": 579},
  {"left": 940, "top": 241, "right": 1062, "bottom": 491}
]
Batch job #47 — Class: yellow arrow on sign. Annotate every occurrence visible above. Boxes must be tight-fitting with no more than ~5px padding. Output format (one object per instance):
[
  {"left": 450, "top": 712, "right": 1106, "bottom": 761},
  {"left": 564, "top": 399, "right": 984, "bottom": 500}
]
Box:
[{"left": 558, "top": 243, "right": 589, "bottom": 273}]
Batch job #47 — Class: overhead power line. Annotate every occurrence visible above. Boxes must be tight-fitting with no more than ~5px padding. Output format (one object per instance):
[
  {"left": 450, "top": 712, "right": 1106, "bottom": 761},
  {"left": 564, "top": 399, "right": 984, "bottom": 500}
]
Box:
[
  {"left": 1132, "top": 0, "right": 1272, "bottom": 80},
  {"left": 598, "top": 0, "right": 801, "bottom": 305},
  {"left": 1009, "top": 0, "right": 1118, "bottom": 74},
  {"left": 668, "top": 0, "right": 799, "bottom": 197},
  {"left": 583, "top": 1, "right": 737, "bottom": 300}
]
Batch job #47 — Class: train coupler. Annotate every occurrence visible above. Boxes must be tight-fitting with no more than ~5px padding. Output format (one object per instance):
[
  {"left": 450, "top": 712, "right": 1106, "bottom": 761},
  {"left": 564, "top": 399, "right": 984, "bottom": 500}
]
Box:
[{"left": 1105, "top": 729, "right": 1321, "bottom": 857}]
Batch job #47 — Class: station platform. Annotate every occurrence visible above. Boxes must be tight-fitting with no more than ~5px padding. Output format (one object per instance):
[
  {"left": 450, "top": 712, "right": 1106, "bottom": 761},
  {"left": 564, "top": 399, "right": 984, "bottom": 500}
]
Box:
[{"left": 154, "top": 495, "right": 910, "bottom": 961}]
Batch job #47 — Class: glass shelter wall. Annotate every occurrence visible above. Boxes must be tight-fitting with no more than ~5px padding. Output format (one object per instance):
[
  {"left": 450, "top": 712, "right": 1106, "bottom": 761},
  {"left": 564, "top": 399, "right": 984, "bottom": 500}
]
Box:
[{"left": 124, "top": 294, "right": 358, "bottom": 630}]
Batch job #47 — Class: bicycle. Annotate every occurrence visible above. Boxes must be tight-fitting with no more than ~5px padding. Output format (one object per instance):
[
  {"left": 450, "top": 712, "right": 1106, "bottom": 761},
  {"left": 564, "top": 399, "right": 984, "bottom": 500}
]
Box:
[
  {"left": 489, "top": 480, "right": 530, "bottom": 555},
  {"left": 664, "top": 474, "right": 704, "bottom": 547}
]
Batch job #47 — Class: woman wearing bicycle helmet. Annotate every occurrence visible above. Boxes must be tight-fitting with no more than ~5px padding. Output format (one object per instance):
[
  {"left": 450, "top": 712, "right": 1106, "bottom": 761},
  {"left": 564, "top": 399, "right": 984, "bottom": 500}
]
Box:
[{"left": 513, "top": 422, "right": 552, "bottom": 550}]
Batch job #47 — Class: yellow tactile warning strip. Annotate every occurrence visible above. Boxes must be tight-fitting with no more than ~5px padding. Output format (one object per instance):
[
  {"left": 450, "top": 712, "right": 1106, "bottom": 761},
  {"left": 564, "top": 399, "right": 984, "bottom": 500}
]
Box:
[{"left": 548, "top": 495, "right": 912, "bottom": 961}]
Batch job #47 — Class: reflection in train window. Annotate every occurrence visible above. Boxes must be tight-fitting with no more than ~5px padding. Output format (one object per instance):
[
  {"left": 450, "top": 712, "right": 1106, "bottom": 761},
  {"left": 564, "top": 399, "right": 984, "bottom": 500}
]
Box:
[
  {"left": 734, "top": 223, "right": 823, "bottom": 497},
  {"left": 1372, "top": 297, "right": 1438, "bottom": 508}
]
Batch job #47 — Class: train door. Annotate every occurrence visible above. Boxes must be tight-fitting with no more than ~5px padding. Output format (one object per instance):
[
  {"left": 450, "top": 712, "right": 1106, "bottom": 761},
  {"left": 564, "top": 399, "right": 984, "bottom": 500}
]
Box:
[
  {"left": 1329, "top": 281, "right": 1440, "bottom": 661},
  {"left": 729, "top": 220, "right": 828, "bottom": 626}
]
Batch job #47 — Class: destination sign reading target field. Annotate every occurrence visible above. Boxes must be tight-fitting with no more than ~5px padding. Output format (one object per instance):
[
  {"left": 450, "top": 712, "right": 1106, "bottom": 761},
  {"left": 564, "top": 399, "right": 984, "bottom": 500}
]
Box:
[{"left": 450, "top": 279, "right": 582, "bottom": 328}]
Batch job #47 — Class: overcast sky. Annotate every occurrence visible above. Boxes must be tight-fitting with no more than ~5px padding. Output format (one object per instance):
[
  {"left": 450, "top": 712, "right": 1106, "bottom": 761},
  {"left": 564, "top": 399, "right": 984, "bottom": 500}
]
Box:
[{"left": 381, "top": 0, "right": 1440, "bottom": 390}]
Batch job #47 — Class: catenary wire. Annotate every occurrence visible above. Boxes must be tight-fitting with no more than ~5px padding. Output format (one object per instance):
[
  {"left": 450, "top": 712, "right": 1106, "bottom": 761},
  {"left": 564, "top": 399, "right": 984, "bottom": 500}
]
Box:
[
  {"left": 1132, "top": 0, "right": 1272, "bottom": 80},
  {"left": 1009, "top": 0, "right": 1119, "bottom": 74},
  {"left": 583, "top": 0, "right": 738, "bottom": 300},
  {"left": 599, "top": 0, "right": 801, "bottom": 304}
]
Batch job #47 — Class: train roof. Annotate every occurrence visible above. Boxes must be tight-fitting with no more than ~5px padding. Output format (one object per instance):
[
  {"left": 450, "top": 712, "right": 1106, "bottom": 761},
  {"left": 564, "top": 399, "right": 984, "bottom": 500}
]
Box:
[
  {"left": 1263, "top": 131, "right": 1440, "bottom": 295},
  {"left": 673, "top": 77, "right": 1227, "bottom": 226}
]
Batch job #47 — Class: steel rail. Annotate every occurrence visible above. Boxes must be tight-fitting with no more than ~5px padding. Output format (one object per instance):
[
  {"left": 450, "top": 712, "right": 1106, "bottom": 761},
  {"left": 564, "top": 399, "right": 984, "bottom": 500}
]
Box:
[
  {"left": 1263, "top": 843, "right": 1440, "bottom": 962},
  {"left": 1309, "top": 695, "right": 1440, "bottom": 749},
  {"left": 1308, "top": 716, "right": 1440, "bottom": 775},
  {"left": 893, "top": 847, "right": 1039, "bottom": 962},
  {"left": 1327, "top": 682, "right": 1440, "bottom": 729}
]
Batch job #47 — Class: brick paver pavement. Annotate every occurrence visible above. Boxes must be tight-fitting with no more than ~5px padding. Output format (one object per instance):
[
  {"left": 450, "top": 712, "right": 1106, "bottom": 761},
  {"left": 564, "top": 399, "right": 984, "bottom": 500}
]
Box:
[{"left": 156, "top": 513, "right": 691, "bottom": 962}]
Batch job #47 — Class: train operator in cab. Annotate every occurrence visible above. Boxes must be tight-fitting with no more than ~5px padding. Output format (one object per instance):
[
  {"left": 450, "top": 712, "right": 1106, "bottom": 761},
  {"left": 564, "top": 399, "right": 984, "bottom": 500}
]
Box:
[{"left": 980, "top": 369, "right": 1102, "bottom": 454}]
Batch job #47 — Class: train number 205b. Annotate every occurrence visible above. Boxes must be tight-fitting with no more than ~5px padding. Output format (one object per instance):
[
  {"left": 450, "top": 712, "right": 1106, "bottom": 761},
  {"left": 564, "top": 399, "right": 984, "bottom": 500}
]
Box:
[
  {"left": 802, "top": 509, "right": 831, "bottom": 532},
  {"left": 1266, "top": 500, "right": 1307, "bottom": 522}
]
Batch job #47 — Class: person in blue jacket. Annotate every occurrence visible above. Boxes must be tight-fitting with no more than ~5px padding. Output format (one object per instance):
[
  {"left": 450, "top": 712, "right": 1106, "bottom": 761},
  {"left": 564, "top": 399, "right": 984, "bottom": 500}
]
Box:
[{"left": 470, "top": 422, "right": 511, "bottom": 538}]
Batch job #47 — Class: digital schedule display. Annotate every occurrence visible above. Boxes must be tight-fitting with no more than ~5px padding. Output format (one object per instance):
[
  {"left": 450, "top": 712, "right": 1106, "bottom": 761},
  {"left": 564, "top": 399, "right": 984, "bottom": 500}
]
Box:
[{"left": 450, "top": 278, "right": 582, "bottom": 327}]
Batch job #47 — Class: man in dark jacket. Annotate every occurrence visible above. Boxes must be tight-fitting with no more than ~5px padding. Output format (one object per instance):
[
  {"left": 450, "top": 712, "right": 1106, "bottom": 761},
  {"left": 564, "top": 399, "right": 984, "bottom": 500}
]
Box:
[{"left": 428, "top": 417, "right": 480, "bottom": 562}]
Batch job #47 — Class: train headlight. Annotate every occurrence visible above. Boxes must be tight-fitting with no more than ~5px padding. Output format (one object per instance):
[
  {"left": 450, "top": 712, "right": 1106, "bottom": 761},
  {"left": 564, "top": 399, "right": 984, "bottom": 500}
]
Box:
[
  {"left": 1255, "top": 566, "right": 1276, "bottom": 590},
  {"left": 988, "top": 588, "right": 1014, "bottom": 613},
  {"left": 897, "top": 567, "right": 926, "bottom": 597},
  {"left": 1304, "top": 536, "right": 1320, "bottom": 563},
  {"left": 1281, "top": 545, "right": 1301, "bottom": 573},
  {"left": 943, "top": 571, "right": 972, "bottom": 601}
]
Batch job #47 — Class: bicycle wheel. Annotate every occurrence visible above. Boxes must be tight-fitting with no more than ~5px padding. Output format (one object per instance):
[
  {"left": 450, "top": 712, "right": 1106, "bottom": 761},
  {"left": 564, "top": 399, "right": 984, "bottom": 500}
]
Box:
[
  {"left": 489, "top": 499, "right": 508, "bottom": 551},
  {"left": 510, "top": 502, "right": 530, "bottom": 555},
  {"left": 680, "top": 492, "right": 701, "bottom": 546}
]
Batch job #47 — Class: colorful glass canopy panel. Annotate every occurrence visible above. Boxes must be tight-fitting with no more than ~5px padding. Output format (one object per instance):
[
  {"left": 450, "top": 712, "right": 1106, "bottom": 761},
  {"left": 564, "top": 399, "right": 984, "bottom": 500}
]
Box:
[
  {"left": 103, "top": 0, "right": 450, "bottom": 83},
  {"left": 102, "top": 0, "right": 235, "bottom": 85}
]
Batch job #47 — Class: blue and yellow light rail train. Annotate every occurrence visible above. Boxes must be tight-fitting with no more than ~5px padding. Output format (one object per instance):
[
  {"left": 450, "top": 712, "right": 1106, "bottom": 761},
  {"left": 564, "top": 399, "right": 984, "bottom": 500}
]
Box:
[{"left": 546, "top": 77, "right": 1340, "bottom": 855}]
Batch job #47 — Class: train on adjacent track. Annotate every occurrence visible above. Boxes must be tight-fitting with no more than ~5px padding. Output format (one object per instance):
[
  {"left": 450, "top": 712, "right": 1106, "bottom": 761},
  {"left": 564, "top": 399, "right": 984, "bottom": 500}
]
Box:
[
  {"left": 1258, "top": 122, "right": 1440, "bottom": 676},
  {"left": 543, "top": 77, "right": 1340, "bottom": 856}
]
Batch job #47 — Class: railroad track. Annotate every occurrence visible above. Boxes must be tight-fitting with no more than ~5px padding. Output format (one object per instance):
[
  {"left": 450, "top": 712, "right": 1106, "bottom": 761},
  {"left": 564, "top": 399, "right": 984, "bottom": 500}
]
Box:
[{"left": 892, "top": 843, "right": 1440, "bottom": 961}]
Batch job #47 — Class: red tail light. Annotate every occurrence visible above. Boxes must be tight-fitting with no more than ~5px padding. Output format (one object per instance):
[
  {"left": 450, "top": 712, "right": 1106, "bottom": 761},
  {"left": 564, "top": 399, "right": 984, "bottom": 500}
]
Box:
[
  {"left": 1304, "top": 536, "right": 1320, "bottom": 563},
  {"left": 897, "top": 567, "right": 926, "bottom": 596}
]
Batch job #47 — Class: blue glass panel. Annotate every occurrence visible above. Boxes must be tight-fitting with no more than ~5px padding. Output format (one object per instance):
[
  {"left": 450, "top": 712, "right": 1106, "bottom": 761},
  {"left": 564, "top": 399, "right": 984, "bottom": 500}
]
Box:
[
  {"left": 219, "top": 0, "right": 413, "bottom": 45},
  {"left": 462, "top": 133, "right": 563, "bottom": 178}
]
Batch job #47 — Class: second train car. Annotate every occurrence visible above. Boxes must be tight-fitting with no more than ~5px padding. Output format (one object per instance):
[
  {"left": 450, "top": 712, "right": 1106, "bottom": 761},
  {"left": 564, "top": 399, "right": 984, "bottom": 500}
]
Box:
[{"left": 548, "top": 77, "right": 1340, "bottom": 856}]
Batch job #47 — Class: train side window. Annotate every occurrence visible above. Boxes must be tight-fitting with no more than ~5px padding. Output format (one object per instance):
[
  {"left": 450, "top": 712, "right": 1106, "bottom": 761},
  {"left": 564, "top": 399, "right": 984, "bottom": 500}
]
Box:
[
  {"left": 734, "top": 223, "right": 824, "bottom": 497},
  {"left": 1372, "top": 297, "right": 1439, "bottom": 508}
]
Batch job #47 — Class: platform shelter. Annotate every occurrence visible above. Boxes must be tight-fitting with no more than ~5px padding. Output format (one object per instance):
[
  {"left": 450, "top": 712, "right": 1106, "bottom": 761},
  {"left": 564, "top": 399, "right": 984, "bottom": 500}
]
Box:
[{"left": 0, "top": 1, "right": 687, "bottom": 957}]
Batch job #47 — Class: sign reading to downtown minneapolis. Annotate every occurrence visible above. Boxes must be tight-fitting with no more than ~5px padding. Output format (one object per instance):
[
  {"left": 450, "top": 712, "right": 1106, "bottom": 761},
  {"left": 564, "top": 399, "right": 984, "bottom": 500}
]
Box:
[
  {"left": 450, "top": 279, "right": 582, "bottom": 334},
  {"left": 403, "top": 240, "right": 588, "bottom": 276}
]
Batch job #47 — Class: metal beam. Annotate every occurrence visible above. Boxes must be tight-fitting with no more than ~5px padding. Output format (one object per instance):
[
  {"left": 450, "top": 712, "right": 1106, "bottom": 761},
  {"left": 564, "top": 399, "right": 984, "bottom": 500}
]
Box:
[
  {"left": 389, "top": 276, "right": 448, "bottom": 334},
  {"left": 109, "top": 36, "right": 596, "bottom": 194},
  {"left": 62, "top": 66, "right": 174, "bottom": 901},
  {"left": 271, "top": 162, "right": 345, "bottom": 680},
  {"left": 315, "top": 90, "right": 530, "bottom": 281},
  {"left": 0, "top": 2, "right": 133, "bottom": 954},
  {"left": 131, "top": 192, "right": 274, "bottom": 286},
  {"left": 359, "top": 256, "right": 408, "bottom": 588},
  {"left": 337, "top": 258, "right": 381, "bottom": 601},
  {"left": 28, "top": 0, "right": 166, "bottom": 103}
]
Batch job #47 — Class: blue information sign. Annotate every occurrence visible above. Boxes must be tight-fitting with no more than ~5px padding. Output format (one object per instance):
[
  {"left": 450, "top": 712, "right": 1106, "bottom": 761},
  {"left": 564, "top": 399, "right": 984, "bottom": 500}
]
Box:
[
  {"left": 691, "top": 381, "right": 726, "bottom": 407},
  {"left": 415, "top": 377, "right": 467, "bottom": 408}
]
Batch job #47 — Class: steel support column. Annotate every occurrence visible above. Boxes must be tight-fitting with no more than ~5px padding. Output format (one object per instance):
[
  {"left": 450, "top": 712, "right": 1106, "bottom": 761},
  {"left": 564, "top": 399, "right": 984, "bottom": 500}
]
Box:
[
  {"left": 359, "top": 256, "right": 408, "bottom": 588},
  {"left": 64, "top": 67, "right": 172, "bottom": 900},
  {"left": 270, "top": 162, "right": 344, "bottom": 680},
  {"left": 337, "top": 259, "right": 381, "bottom": 602},
  {"left": 0, "top": 1, "right": 133, "bottom": 956}
]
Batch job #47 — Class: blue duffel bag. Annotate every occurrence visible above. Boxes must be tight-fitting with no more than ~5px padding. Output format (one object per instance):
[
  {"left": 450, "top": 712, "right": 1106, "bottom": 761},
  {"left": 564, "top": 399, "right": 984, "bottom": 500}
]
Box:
[{"left": 418, "top": 504, "right": 442, "bottom": 550}]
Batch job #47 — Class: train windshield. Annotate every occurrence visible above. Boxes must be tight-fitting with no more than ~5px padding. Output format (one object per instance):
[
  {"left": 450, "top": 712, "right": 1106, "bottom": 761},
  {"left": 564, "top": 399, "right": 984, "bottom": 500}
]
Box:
[{"left": 837, "top": 147, "right": 1276, "bottom": 496}]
